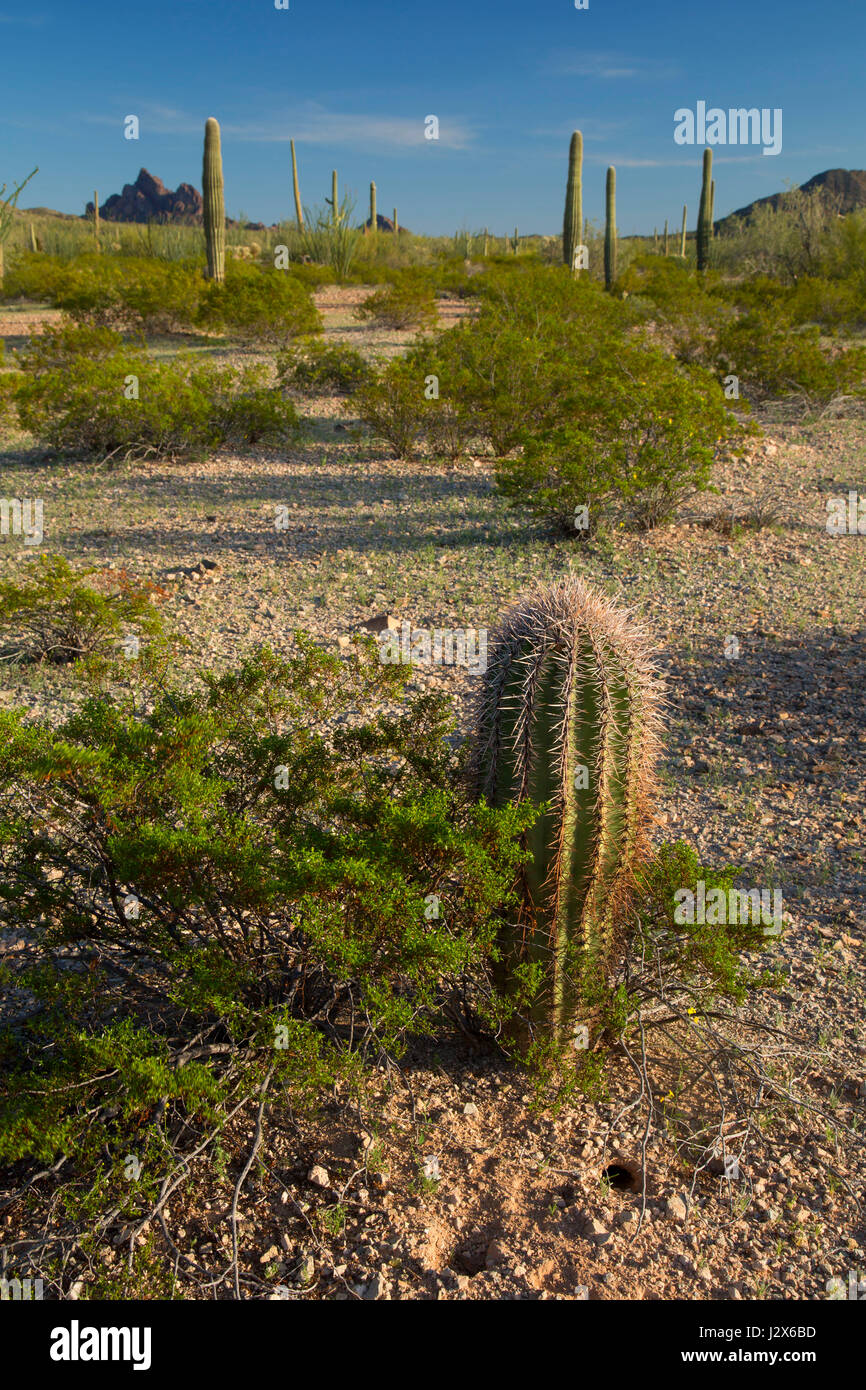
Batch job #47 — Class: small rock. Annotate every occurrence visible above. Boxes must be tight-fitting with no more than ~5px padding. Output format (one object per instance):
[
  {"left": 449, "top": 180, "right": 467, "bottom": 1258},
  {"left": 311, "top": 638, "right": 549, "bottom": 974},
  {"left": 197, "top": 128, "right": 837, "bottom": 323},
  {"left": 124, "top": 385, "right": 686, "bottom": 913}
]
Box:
[
  {"left": 665, "top": 1195, "right": 688, "bottom": 1222},
  {"left": 583, "top": 1217, "right": 612, "bottom": 1245},
  {"left": 308, "top": 1164, "right": 330, "bottom": 1188},
  {"left": 463, "top": 1102, "right": 479, "bottom": 1117}
]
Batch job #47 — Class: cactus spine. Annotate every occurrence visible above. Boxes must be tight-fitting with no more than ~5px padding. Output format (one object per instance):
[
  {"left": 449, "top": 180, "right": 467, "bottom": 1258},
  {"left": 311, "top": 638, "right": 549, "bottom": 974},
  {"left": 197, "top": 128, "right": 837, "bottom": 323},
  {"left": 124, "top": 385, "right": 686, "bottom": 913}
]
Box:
[
  {"left": 474, "top": 578, "right": 663, "bottom": 1043},
  {"left": 290, "top": 140, "right": 303, "bottom": 228},
  {"left": 604, "top": 166, "right": 616, "bottom": 291},
  {"left": 697, "top": 148, "right": 712, "bottom": 271},
  {"left": 680, "top": 203, "right": 687, "bottom": 257},
  {"left": 369, "top": 180, "right": 377, "bottom": 231},
  {"left": 202, "top": 117, "right": 226, "bottom": 283},
  {"left": 563, "top": 131, "right": 583, "bottom": 274}
]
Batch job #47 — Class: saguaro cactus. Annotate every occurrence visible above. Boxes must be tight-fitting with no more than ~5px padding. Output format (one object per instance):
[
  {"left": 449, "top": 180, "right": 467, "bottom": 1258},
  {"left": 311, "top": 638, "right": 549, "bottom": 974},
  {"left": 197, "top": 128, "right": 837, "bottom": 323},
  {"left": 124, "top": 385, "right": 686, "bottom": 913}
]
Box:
[
  {"left": 604, "top": 166, "right": 616, "bottom": 290},
  {"left": 697, "top": 149, "right": 712, "bottom": 271},
  {"left": 290, "top": 140, "right": 304, "bottom": 228},
  {"left": 369, "top": 180, "right": 377, "bottom": 231},
  {"left": 563, "top": 130, "right": 583, "bottom": 274},
  {"left": 680, "top": 203, "right": 687, "bottom": 258},
  {"left": 330, "top": 170, "right": 339, "bottom": 224},
  {"left": 663, "top": 218, "right": 669, "bottom": 256},
  {"left": 202, "top": 117, "right": 226, "bottom": 283},
  {"left": 474, "top": 578, "right": 663, "bottom": 1043}
]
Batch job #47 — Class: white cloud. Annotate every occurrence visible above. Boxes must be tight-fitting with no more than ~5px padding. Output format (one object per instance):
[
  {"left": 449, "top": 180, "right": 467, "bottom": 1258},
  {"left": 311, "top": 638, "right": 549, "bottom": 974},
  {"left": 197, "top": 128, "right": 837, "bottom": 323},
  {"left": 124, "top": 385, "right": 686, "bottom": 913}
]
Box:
[
  {"left": 79, "top": 102, "right": 474, "bottom": 150},
  {"left": 546, "top": 51, "right": 680, "bottom": 81}
]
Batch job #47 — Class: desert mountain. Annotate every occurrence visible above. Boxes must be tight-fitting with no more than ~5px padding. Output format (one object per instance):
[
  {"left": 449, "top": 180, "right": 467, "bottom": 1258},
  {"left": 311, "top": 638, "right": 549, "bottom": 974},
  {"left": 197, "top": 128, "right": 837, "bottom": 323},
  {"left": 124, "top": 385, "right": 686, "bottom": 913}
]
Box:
[{"left": 717, "top": 168, "right": 866, "bottom": 230}]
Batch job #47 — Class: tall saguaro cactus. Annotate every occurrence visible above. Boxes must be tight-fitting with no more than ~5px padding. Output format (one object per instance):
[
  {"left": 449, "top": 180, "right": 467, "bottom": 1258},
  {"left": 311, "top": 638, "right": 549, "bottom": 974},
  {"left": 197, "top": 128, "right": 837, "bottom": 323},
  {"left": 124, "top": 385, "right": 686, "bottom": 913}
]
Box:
[
  {"left": 474, "top": 578, "right": 663, "bottom": 1043},
  {"left": 369, "top": 180, "right": 377, "bottom": 231},
  {"left": 697, "top": 148, "right": 713, "bottom": 271},
  {"left": 680, "top": 203, "right": 687, "bottom": 258},
  {"left": 604, "top": 166, "right": 616, "bottom": 290},
  {"left": 290, "top": 140, "right": 304, "bottom": 228},
  {"left": 202, "top": 117, "right": 226, "bottom": 283},
  {"left": 563, "top": 130, "right": 583, "bottom": 274}
]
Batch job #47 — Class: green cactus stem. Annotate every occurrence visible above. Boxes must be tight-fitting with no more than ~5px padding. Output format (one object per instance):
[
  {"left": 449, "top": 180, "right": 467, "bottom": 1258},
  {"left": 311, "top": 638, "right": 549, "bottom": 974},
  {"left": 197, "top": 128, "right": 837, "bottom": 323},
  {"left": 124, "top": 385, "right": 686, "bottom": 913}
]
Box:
[
  {"left": 697, "top": 149, "right": 712, "bottom": 271},
  {"left": 604, "top": 167, "right": 616, "bottom": 290},
  {"left": 563, "top": 131, "right": 583, "bottom": 274},
  {"left": 473, "top": 577, "right": 663, "bottom": 1044},
  {"left": 202, "top": 117, "right": 226, "bottom": 283},
  {"left": 369, "top": 180, "right": 377, "bottom": 232},
  {"left": 664, "top": 218, "right": 669, "bottom": 256}
]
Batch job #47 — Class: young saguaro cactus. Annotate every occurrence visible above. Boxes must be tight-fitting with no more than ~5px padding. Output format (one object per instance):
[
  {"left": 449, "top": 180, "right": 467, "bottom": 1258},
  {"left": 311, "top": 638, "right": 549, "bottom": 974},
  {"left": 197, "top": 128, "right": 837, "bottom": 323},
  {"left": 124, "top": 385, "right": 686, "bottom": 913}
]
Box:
[
  {"left": 604, "top": 166, "right": 616, "bottom": 290},
  {"left": 202, "top": 117, "right": 226, "bottom": 283},
  {"left": 369, "top": 180, "right": 377, "bottom": 231},
  {"left": 473, "top": 578, "right": 663, "bottom": 1044},
  {"left": 563, "top": 130, "right": 583, "bottom": 274},
  {"left": 697, "top": 148, "right": 712, "bottom": 271}
]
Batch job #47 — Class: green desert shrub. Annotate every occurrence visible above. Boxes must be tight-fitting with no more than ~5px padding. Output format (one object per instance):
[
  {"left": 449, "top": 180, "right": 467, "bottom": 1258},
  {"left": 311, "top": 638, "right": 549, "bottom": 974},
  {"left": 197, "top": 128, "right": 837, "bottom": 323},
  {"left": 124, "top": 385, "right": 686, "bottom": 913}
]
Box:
[
  {"left": 1, "top": 250, "right": 72, "bottom": 303},
  {"left": 712, "top": 308, "right": 866, "bottom": 403},
  {"left": 10, "top": 348, "right": 300, "bottom": 461},
  {"left": 196, "top": 261, "right": 322, "bottom": 342},
  {"left": 355, "top": 270, "right": 438, "bottom": 329},
  {"left": 496, "top": 340, "right": 747, "bottom": 532},
  {"left": 411, "top": 269, "right": 632, "bottom": 458},
  {"left": 0, "top": 640, "right": 532, "bottom": 1171},
  {"left": 277, "top": 338, "right": 373, "bottom": 394},
  {"left": 352, "top": 357, "right": 434, "bottom": 457},
  {"left": 0, "top": 554, "right": 166, "bottom": 666}
]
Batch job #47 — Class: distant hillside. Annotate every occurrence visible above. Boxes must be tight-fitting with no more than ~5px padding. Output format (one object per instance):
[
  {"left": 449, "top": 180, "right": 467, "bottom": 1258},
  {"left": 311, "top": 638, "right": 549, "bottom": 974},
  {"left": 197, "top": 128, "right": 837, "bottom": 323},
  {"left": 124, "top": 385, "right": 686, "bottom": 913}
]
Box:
[{"left": 717, "top": 168, "right": 866, "bottom": 231}]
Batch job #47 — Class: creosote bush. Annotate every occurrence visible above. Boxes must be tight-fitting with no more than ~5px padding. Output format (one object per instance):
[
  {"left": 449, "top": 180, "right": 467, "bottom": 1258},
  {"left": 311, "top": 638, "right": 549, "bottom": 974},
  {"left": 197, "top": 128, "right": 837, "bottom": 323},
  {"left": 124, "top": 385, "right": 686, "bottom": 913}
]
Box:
[
  {"left": 9, "top": 339, "right": 300, "bottom": 462},
  {"left": 196, "top": 261, "right": 322, "bottom": 342},
  {"left": 277, "top": 338, "right": 373, "bottom": 395},
  {"left": 0, "top": 639, "right": 533, "bottom": 1176},
  {"left": 0, "top": 554, "right": 167, "bottom": 666},
  {"left": 355, "top": 271, "right": 438, "bottom": 329}
]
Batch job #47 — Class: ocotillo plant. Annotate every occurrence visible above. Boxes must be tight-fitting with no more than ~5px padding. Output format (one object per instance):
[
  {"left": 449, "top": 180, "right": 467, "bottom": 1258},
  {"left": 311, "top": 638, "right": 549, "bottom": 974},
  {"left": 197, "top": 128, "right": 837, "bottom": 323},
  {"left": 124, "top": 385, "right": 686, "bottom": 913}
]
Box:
[
  {"left": 369, "top": 180, "right": 377, "bottom": 232},
  {"left": 563, "top": 130, "right": 583, "bottom": 274},
  {"left": 680, "top": 204, "right": 687, "bottom": 257},
  {"left": 202, "top": 117, "right": 226, "bottom": 283},
  {"left": 93, "top": 190, "right": 100, "bottom": 248},
  {"left": 473, "top": 577, "right": 663, "bottom": 1044},
  {"left": 0, "top": 167, "right": 37, "bottom": 288},
  {"left": 604, "top": 166, "right": 616, "bottom": 291},
  {"left": 697, "top": 149, "right": 712, "bottom": 271},
  {"left": 290, "top": 140, "right": 304, "bottom": 228}
]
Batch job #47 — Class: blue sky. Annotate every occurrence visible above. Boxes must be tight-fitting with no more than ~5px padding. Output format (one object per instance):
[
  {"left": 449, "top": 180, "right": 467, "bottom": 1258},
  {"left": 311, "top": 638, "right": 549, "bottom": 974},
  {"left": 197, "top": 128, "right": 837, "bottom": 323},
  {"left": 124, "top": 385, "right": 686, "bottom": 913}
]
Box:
[{"left": 2, "top": 0, "right": 864, "bottom": 235}]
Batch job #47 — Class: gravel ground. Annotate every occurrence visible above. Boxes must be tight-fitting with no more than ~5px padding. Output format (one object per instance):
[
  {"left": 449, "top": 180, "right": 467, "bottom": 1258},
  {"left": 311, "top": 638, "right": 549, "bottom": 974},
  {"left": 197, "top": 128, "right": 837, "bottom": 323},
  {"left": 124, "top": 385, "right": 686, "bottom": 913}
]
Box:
[{"left": 0, "top": 288, "right": 863, "bottom": 1301}]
